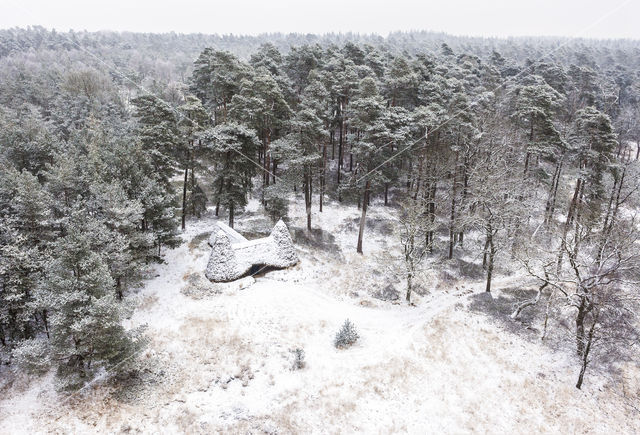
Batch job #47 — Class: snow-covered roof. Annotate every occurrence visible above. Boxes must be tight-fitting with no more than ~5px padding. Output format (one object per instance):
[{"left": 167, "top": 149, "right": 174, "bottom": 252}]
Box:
[
  {"left": 205, "top": 220, "right": 299, "bottom": 282},
  {"left": 209, "top": 221, "right": 248, "bottom": 245}
]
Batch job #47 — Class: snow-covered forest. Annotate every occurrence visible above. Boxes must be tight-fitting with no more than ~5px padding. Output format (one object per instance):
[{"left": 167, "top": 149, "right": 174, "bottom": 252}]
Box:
[{"left": 1, "top": 27, "right": 640, "bottom": 432}]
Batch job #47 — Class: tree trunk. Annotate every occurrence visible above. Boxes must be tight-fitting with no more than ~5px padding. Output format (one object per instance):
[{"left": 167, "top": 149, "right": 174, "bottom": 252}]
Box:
[
  {"left": 524, "top": 121, "right": 533, "bottom": 175},
  {"left": 448, "top": 151, "right": 459, "bottom": 259},
  {"left": 511, "top": 281, "right": 548, "bottom": 319},
  {"left": 458, "top": 151, "right": 469, "bottom": 247},
  {"left": 320, "top": 139, "right": 327, "bottom": 212},
  {"left": 356, "top": 180, "right": 370, "bottom": 254},
  {"left": 597, "top": 166, "right": 625, "bottom": 265},
  {"left": 116, "top": 276, "right": 123, "bottom": 300},
  {"left": 426, "top": 181, "right": 436, "bottom": 253},
  {"left": 181, "top": 167, "right": 188, "bottom": 230},
  {"left": 575, "top": 295, "right": 588, "bottom": 357},
  {"left": 191, "top": 166, "right": 197, "bottom": 216},
  {"left": 384, "top": 184, "right": 389, "bottom": 206},
  {"left": 272, "top": 160, "right": 277, "bottom": 184},
  {"left": 541, "top": 290, "right": 554, "bottom": 340},
  {"left": 544, "top": 157, "right": 563, "bottom": 229},
  {"left": 576, "top": 309, "right": 598, "bottom": 389},
  {"left": 229, "top": 202, "right": 235, "bottom": 228},
  {"left": 215, "top": 176, "right": 224, "bottom": 217},
  {"left": 448, "top": 195, "right": 456, "bottom": 259},
  {"left": 223, "top": 99, "right": 227, "bottom": 123},
  {"left": 413, "top": 157, "right": 423, "bottom": 200},
  {"left": 41, "top": 309, "right": 50, "bottom": 339},
  {"left": 349, "top": 141, "right": 353, "bottom": 172},
  {"left": 576, "top": 353, "right": 588, "bottom": 389},
  {"left": 337, "top": 102, "right": 344, "bottom": 192},
  {"left": 557, "top": 178, "right": 582, "bottom": 273},
  {"left": 485, "top": 227, "right": 496, "bottom": 292},
  {"left": 304, "top": 167, "right": 312, "bottom": 231},
  {"left": 263, "top": 130, "right": 271, "bottom": 187},
  {"left": 331, "top": 129, "right": 335, "bottom": 160},
  {"left": 523, "top": 152, "right": 531, "bottom": 175}
]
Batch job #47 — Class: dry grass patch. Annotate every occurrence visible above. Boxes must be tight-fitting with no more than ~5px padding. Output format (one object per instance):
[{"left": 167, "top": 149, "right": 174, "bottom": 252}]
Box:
[{"left": 137, "top": 293, "right": 159, "bottom": 311}]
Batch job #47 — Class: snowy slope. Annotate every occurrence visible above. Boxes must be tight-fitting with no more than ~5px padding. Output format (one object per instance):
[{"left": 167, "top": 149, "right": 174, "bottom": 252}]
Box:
[{"left": 0, "top": 197, "right": 638, "bottom": 434}]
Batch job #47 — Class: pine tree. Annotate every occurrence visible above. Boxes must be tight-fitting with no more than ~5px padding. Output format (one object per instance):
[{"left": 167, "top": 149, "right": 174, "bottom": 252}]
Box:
[
  {"left": 191, "top": 50, "right": 249, "bottom": 123},
  {"left": 131, "top": 95, "right": 182, "bottom": 190},
  {"left": 0, "top": 221, "right": 42, "bottom": 347},
  {"left": 42, "top": 209, "right": 143, "bottom": 390},
  {"left": 230, "top": 67, "right": 292, "bottom": 188},
  {"left": 178, "top": 95, "right": 210, "bottom": 229},
  {"left": 322, "top": 54, "right": 359, "bottom": 194},
  {"left": 263, "top": 182, "right": 290, "bottom": 223},
  {"left": 201, "top": 122, "right": 260, "bottom": 227},
  {"left": 0, "top": 107, "right": 58, "bottom": 176},
  {"left": 131, "top": 95, "right": 182, "bottom": 255},
  {"left": 383, "top": 55, "right": 419, "bottom": 108},
  {"left": 349, "top": 77, "right": 393, "bottom": 253},
  {"left": 284, "top": 79, "right": 329, "bottom": 230},
  {"left": 512, "top": 79, "right": 564, "bottom": 175},
  {"left": 86, "top": 181, "right": 149, "bottom": 298},
  {"left": 557, "top": 107, "right": 618, "bottom": 271},
  {"left": 250, "top": 42, "right": 284, "bottom": 78},
  {"left": 0, "top": 167, "right": 54, "bottom": 346},
  {"left": 284, "top": 44, "right": 323, "bottom": 97}
]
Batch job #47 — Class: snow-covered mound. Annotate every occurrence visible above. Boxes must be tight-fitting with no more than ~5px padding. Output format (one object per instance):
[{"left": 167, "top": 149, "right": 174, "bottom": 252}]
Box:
[{"left": 205, "top": 220, "right": 299, "bottom": 282}]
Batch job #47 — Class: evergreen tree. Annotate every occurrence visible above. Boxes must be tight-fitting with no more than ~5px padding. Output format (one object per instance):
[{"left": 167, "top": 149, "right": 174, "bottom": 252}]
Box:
[
  {"left": 191, "top": 49, "right": 249, "bottom": 123},
  {"left": 41, "top": 209, "right": 144, "bottom": 390},
  {"left": 292, "top": 104, "right": 326, "bottom": 230},
  {"left": 230, "top": 67, "right": 292, "bottom": 187},
  {"left": 0, "top": 167, "right": 54, "bottom": 346},
  {"left": 131, "top": 95, "right": 182, "bottom": 254},
  {"left": 178, "top": 95, "right": 210, "bottom": 229},
  {"left": 512, "top": 79, "right": 564, "bottom": 175},
  {"left": 0, "top": 107, "right": 58, "bottom": 176},
  {"left": 201, "top": 122, "right": 260, "bottom": 227},
  {"left": 383, "top": 55, "right": 419, "bottom": 108},
  {"left": 349, "top": 77, "right": 393, "bottom": 253},
  {"left": 131, "top": 95, "right": 182, "bottom": 190},
  {"left": 557, "top": 107, "right": 618, "bottom": 271}
]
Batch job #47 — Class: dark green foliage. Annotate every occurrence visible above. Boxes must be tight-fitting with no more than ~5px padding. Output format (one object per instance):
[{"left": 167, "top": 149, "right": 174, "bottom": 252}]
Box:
[
  {"left": 42, "top": 210, "right": 145, "bottom": 389},
  {"left": 264, "top": 183, "right": 290, "bottom": 223},
  {"left": 290, "top": 347, "right": 306, "bottom": 370},
  {"left": 334, "top": 319, "right": 359, "bottom": 349},
  {"left": 201, "top": 122, "right": 260, "bottom": 227},
  {"left": 0, "top": 167, "right": 53, "bottom": 346},
  {"left": 571, "top": 107, "right": 618, "bottom": 224},
  {"left": 132, "top": 95, "right": 182, "bottom": 189}
]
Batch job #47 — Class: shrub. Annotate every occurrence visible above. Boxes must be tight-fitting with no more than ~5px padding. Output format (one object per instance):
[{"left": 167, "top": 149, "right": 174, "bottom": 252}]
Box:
[
  {"left": 290, "top": 348, "right": 306, "bottom": 370},
  {"left": 12, "top": 338, "right": 51, "bottom": 374},
  {"left": 264, "top": 183, "right": 289, "bottom": 223},
  {"left": 334, "top": 319, "right": 359, "bottom": 349}
]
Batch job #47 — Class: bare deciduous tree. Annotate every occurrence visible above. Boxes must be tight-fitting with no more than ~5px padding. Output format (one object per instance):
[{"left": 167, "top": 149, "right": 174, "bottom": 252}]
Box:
[{"left": 398, "top": 197, "right": 429, "bottom": 302}]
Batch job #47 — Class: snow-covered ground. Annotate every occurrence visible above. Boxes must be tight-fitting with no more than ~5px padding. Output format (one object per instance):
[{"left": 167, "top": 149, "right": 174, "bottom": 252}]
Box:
[{"left": 1, "top": 195, "right": 639, "bottom": 433}]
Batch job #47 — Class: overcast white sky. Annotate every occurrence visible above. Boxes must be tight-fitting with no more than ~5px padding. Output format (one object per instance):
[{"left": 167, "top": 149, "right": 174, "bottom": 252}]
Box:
[{"left": 1, "top": 0, "right": 638, "bottom": 39}]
